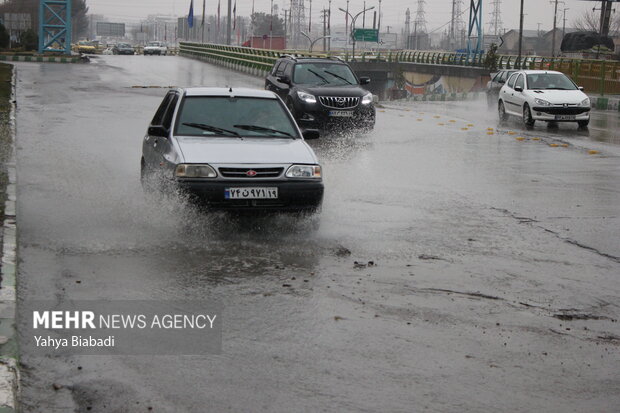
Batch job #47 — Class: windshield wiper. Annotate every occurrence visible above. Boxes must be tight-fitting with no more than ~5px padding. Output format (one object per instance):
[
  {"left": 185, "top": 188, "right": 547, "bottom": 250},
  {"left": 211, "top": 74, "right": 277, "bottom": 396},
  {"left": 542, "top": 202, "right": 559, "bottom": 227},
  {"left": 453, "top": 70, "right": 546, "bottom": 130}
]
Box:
[
  {"left": 234, "top": 124, "right": 295, "bottom": 138},
  {"left": 307, "top": 69, "right": 329, "bottom": 84},
  {"left": 182, "top": 122, "right": 241, "bottom": 138},
  {"left": 323, "top": 70, "right": 353, "bottom": 85}
]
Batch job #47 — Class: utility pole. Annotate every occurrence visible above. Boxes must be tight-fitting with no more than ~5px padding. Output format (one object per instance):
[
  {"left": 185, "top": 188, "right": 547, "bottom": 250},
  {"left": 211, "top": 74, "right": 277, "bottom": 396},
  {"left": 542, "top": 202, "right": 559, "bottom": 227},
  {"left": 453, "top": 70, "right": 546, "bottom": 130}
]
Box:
[
  {"left": 328, "top": 0, "right": 332, "bottom": 51},
  {"left": 378, "top": 0, "right": 382, "bottom": 32},
  {"left": 201, "top": 0, "right": 206, "bottom": 43},
  {"left": 226, "top": 0, "right": 232, "bottom": 44},
  {"left": 284, "top": 9, "right": 288, "bottom": 45},
  {"left": 309, "top": 0, "right": 312, "bottom": 33},
  {"left": 562, "top": 7, "right": 569, "bottom": 47},
  {"left": 550, "top": 0, "right": 559, "bottom": 57},
  {"left": 363, "top": 1, "right": 366, "bottom": 28},
  {"left": 270, "top": 0, "right": 273, "bottom": 49},
  {"left": 517, "top": 0, "right": 524, "bottom": 67},
  {"left": 322, "top": 8, "right": 328, "bottom": 51}
]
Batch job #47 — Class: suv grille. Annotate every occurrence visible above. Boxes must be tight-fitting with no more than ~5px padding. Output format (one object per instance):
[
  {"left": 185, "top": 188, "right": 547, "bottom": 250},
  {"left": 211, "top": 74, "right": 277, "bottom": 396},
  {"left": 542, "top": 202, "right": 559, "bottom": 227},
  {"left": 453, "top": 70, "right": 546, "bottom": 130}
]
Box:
[
  {"left": 319, "top": 96, "right": 359, "bottom": 109},
  {"left": 219, "top": 167, "right": 283, "bottom": 178}
]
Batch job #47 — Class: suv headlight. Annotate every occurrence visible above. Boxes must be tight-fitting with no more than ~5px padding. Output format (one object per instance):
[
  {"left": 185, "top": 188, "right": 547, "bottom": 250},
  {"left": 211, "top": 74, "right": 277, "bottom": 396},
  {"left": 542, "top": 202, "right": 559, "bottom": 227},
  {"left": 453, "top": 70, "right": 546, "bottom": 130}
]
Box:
[
  {"left": 175, "top": 164, "right": 217, "bottom": 178},
  {"left": 297, "top": 91, "right": 316, "bottom": 104},
  {"left": 361, "top": 92, "right": 373, "bottom": 105},
  {"left": 581, "top": 98, "right": 590, "bottom": 107},
  {"left": 285, "top": 165, "right": 321, "bottom": 179},
  {"left": 534, "top": 98, "right": 551, "bottom": 106}
]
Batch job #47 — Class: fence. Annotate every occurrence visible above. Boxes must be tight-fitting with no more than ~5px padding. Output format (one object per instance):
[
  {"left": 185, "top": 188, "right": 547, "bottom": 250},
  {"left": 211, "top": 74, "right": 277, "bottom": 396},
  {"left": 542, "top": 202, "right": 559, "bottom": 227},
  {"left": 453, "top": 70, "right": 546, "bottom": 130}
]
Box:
[{"left": 178, "top": 43, "right": 620, "bottom": 95}]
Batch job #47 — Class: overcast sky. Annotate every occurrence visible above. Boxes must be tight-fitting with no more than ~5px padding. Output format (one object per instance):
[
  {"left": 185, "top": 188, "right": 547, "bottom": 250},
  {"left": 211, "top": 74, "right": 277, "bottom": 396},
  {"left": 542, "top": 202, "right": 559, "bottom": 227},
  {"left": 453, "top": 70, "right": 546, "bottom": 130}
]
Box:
[{"left": 86, "top": 0, "right": 597, "bottom": 32}]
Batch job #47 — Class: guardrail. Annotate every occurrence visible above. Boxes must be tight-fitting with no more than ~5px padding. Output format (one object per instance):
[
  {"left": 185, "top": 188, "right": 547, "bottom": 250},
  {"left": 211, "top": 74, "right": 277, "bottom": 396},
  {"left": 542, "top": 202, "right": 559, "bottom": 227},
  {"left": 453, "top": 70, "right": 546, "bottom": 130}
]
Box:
[{"left": 179, "top": 43, "right": 620, "bottom": 95}]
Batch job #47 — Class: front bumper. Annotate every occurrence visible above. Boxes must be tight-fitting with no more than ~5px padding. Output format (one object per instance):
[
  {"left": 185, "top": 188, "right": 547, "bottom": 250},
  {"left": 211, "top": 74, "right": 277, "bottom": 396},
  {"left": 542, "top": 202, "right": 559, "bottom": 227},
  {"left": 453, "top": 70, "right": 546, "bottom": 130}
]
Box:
[
  {"left": 531, "top": 106, "right": 590, "bottom": 121},
  {"left": 294, "top": 101, "right": 376, "bottom": 130},
  {"left": 176, "top": 179, "right": 324, "bottom": 212}
]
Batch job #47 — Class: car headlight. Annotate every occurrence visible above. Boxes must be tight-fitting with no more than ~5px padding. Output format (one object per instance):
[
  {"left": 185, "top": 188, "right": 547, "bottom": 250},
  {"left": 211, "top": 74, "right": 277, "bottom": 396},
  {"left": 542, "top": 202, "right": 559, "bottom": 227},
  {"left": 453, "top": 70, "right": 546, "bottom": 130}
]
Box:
[
  {"left": 534, "top": 98, "right": 551, "bottom": 106},
  {"left": 361, "top": 92, "right": 373, "bottom": 105},
  {"left": 297, "top": 91, "right": 316, "bottom": 104},
  {"left": 285, "top": 165, "right": 321, "bottom": 179},
  {"left": 581, "top": 98, "right": 590, "bottom": 107},
  {"left": 175, "top": 164, "right": 217, "bottom": 178}
]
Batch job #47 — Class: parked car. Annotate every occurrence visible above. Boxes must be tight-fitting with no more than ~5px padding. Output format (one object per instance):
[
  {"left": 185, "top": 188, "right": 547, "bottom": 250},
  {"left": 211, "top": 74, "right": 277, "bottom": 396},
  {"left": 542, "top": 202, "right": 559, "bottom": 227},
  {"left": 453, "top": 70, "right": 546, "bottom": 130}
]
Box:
[
  {"left": 141, "top": 87, "right": 324, "bottom": 213},
  {"left": 265, "top": 56, "right": 375, "bottom": 131},
  {"left": 144, "top": 41, "right": 168, "bottom": 55},
  {"left": 486, "top": 69, "right": 516, "bottom": 107},
  {"left": 75, "top": 41, "right": 96, "bottom": 54},
  {"left": 498, "top": 70, "right": 591, "bottom": 128},
  {"left": 113, "top": 43, "right": 135, "bottom": 55}
]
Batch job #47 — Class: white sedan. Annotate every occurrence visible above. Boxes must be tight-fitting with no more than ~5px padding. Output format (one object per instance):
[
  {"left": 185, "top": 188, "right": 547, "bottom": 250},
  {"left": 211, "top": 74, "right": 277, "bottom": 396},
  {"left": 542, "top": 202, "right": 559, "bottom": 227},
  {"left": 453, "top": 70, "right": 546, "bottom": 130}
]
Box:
[{"left": 498, "top": 70, "right": 591, "bottom": 128}]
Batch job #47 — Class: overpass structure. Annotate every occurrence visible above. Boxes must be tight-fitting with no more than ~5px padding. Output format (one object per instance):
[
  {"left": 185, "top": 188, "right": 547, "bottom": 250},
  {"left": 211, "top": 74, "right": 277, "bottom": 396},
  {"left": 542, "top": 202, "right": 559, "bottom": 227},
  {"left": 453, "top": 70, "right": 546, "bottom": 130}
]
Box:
[
  {"left": 38, "top": 0, "right": 72, "bottom": 55},
  {"left": 179, "top": 42, "right": 620, "bottom": 96}
]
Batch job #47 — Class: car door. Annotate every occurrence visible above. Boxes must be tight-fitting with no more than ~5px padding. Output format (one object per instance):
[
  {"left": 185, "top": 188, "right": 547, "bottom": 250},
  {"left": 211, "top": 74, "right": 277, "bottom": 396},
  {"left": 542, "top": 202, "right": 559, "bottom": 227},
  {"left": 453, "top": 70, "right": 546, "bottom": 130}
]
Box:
[
  {"left": 144, "top": 92, "right": 175, "bottom": 169},
  {"left": 271, "top": 62, "right": 292, "bottom": 100},
  {"left": 153, "top": 92, "right": 180, "bottom": 170},
  {"left": 512, "top": 74, "right": 526, "bottom": 112},
  {"left": 501, "top": 73, "right": 519, "bottom": 115},
  {"left": 265, "top": 60, "right": 283, "bottom": 91}
]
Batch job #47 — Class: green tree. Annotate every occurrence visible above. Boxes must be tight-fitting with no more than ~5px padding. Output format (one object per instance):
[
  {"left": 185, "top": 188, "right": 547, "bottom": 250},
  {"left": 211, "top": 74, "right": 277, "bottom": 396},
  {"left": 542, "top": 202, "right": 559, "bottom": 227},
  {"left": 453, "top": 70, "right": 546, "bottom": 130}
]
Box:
[
  {"left": 483, "top": 43, "right": 499, "bottom": 72},
  {"left": 20, "top": 29, "right": 38, "bottom": 51},
  {"left": 0, "top": 23, "right": 9, "bottom": 49},
  {"left": 250, "top": 12, "right": 284, "bottom": 36}
]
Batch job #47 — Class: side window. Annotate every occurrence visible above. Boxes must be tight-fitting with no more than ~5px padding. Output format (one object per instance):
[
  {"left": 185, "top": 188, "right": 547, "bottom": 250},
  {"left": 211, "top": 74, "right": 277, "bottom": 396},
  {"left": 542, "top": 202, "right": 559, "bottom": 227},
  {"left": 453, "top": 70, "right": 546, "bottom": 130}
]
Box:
[
  {"left": 499, "top": 71, "right": 508, "bottom": 82},
  {"left": 272, "top": 61, "right": 283, "bottom": 75},
  {"left": 151, "top": 93, "right": 174, "bottom": 125},
  {"left": 515, "top": 74, "right": 525, "bottom": 90},
  {"left": 162, "top": 94, "right": 180, "bottom": 130},
  {"left": 492, "top": 72, "right": 501, "bottom": 82},
  {"left": 507, "top": 73, "right": 518, "bottom": 89},
  {"left": 276, "top": 61, "right": 289, "bottom": 76}
]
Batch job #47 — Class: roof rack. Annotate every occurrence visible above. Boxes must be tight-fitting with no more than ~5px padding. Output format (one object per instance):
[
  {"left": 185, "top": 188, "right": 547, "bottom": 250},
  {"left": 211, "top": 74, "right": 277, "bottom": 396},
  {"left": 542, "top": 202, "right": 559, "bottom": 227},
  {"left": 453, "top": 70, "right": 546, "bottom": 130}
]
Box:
[{"left": 279, "top": 54, "right": 346, "bottom": 62}]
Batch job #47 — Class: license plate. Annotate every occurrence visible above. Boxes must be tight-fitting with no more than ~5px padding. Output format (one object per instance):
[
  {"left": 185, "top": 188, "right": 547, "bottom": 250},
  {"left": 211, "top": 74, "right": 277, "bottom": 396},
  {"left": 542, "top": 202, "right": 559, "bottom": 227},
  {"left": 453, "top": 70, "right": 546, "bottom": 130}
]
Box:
[
  {"left": 555, "top": 115, "right": 576, "bottom": 120},
  {"left": 329, "top": 110, "right": 354, "bottom": 117},
  {"left": 225, "top": 187, "right": 278, "bottom": 200}
]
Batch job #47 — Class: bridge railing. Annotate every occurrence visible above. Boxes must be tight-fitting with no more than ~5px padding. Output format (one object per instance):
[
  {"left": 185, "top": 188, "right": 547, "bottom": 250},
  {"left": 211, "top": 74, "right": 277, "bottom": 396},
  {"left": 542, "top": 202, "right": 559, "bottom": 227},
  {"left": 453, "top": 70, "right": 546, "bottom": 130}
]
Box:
[{"left": 178, "top": 43, "right": 620, "bottom": 95}]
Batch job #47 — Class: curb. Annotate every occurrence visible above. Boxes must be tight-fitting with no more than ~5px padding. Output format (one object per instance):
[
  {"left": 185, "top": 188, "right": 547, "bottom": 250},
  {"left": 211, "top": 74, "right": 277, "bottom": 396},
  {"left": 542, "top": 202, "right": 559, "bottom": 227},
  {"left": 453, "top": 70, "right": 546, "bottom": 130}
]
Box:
[
  {"left": 0, "top": 65, "right": 19, "bottom": 412},
  {"left": 0, "top": 54, "right": 82, "bottom": 64},
  {"left": 403, "top": 92, "right": 481, "bottom": 102},
  {"left": 588, "top": 95, "right": 620, "bottom": 111},
  {"left": 179, "top": 52, "right": 270, "bottom": 79}
]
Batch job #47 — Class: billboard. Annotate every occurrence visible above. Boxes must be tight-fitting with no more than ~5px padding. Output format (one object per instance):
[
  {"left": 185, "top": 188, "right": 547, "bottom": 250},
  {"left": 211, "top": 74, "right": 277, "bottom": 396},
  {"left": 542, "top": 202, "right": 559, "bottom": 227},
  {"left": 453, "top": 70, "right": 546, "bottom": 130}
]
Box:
[{"left": 96, "top": 22, "right": 126, "bottom": 37}]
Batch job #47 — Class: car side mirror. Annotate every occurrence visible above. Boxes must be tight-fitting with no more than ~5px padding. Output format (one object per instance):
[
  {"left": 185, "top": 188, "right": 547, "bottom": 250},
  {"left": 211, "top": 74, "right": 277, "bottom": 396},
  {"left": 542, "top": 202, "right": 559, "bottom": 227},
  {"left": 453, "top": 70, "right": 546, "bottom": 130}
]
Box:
[
  {"left": 148, "top": 125, "right": 168, "bottom": 138},
  {"left": 277, "top": 75, "right": 291, "bottom": 85},
  {"left": 302, "top": 129, "right": 320, "bottom": 140},
  {"left": 359, "top": 76, "right": 371, "bottom": 85},
  {"left": 514, "top": 86, "right": 523, "bottom": 92},
  {"left": 578, "top": 86, "right": 584, "bottom": 91}
]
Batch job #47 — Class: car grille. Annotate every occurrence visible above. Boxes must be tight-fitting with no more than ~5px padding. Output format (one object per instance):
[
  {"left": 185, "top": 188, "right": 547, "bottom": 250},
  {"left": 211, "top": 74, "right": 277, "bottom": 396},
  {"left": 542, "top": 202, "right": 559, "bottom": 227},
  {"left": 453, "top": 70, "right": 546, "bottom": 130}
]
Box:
[
  {"left": 319, "top": 96, "right": 359, "bottom": 109},
  {"left": 218, "top": 167, "right": 283, "bottom": 178},
  {"left": 533, "top": 107, "right": 590, "bottom": 115}
]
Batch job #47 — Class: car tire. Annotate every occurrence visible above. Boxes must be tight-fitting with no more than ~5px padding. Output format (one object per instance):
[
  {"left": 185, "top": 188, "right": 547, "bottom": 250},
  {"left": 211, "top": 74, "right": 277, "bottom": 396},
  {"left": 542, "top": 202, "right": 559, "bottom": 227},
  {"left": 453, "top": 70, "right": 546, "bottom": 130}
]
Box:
[
  {"left": 578, "top": 119, "right": 590, "bottom": 128},
  {"left": 523, "top": 103, "right": 535, "bottom": 127},
  {"left": 498, "top": 100, "right": 508, "bottom": 123}
]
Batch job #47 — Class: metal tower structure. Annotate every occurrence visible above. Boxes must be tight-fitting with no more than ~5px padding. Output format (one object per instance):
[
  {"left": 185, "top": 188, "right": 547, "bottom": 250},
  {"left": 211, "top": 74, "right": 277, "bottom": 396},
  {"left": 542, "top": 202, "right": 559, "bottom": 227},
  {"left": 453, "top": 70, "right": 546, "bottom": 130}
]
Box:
[
  {"left": 38, "top": 0, "right": 72, "bottom": 55},
  {"left": 414, "top": 0, "right": 427, "bottom": 34},
  {"left": 488, "top": 0, "right": 503, "bottom": 36},
  {"left": 404, "top": 8, "right": 411, "bottom": 48},
  {"left": 466, "top": 0, "right": 483, "bottom": 57},
  {"left": 290, "top": 0, "right": 306, "bottom": 49},
  {"left": 449, "top": 0, "right": 465, "bottom": 49}
]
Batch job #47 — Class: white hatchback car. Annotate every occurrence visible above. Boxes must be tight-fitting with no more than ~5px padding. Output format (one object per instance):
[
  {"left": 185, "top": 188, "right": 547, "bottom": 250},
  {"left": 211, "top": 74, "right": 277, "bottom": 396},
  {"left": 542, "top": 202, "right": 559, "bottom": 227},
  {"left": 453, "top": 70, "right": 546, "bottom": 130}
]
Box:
[{"left": 498, "top": 70, "right": 591, "bottom": 128}]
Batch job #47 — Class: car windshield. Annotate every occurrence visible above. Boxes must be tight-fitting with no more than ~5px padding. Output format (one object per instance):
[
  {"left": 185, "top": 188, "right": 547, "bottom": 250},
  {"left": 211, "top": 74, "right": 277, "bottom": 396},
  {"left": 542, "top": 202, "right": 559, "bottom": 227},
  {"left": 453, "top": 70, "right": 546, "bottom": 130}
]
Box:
[
  {"left": 293, "top": 63, "right": 357, "bottom": 86},
  {"left": 526, "top": 73, "right": 577, "bottom": 90},
  {"left": 79, "top": 41, "right": 94, "bottom": 46},
  {"left": 118, "top": 43, "right": 131, "bottom": 48},
  {"left": 175, "top": 96, "right": 299, "bottom": 138},
  {"left": 148, "top": 42, "right": 163, "bottom": 47}
]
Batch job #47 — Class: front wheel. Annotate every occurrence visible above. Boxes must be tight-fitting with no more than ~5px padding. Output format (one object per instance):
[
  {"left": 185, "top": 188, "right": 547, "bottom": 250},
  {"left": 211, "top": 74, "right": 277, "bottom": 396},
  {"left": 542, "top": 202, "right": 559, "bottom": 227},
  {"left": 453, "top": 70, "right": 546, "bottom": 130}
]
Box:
[
  {"left": 498, "top": 100, "right": 508, "bottom": 123},
  {"left": 578, "top": 119, "right": 590, "bottom": 128},
  {"left": 523, "top": 103, "right": 535, "bottom": 127}
]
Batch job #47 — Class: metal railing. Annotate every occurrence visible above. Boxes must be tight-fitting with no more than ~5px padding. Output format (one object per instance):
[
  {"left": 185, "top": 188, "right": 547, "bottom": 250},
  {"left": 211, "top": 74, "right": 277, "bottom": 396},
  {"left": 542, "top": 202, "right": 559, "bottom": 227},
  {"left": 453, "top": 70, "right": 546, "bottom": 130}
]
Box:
[{"left": 178, "top": 43, "right": 620, "bottom": 95}]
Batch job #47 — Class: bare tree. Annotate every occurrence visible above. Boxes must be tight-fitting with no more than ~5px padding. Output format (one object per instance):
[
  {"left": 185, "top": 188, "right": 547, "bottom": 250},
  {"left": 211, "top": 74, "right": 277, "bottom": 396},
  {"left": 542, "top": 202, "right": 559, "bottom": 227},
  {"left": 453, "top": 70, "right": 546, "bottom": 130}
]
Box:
[{"left": 572, "top": 9, "right": 620, "bottom": 35}]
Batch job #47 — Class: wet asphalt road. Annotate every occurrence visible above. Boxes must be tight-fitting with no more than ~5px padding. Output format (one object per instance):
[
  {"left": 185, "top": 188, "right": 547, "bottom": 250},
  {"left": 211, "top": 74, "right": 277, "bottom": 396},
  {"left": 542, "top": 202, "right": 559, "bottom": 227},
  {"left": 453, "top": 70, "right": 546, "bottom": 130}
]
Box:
[{"left": 14, "top": 56, "right": 620, "bottom": 412}]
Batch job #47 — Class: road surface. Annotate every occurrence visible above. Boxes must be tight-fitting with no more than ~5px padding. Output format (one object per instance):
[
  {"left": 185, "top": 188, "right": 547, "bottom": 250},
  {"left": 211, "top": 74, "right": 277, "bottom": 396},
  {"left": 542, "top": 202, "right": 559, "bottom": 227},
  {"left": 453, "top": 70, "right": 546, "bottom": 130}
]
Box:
[{"left": 14, "top": 55, "right": 620, "bottom": 412}]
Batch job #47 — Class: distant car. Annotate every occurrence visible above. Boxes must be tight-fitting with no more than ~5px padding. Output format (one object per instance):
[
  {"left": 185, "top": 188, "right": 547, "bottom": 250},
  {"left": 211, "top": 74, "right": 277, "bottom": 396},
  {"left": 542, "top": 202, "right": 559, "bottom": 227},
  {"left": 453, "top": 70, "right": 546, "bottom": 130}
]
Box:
[
  {"left": 144, "top": 41, "right": 168, "bottom": 56},
  {"left": 75, "top": 41, "right": 96, "bottom": 54},
  {"left": 141, "top": 87, "right": 324, "bottom": 213},
  {"left": 498, "top": 70, "right": 591, "bottom": 128},
  {"left": 486, "top": 69, "right": 516, "bottom": 107},
  {"left": 265, "top": 55, "right": 375, "bottom": 131},
  {"left": 113, "top": 43, "right": 135, "bottom": 55}
]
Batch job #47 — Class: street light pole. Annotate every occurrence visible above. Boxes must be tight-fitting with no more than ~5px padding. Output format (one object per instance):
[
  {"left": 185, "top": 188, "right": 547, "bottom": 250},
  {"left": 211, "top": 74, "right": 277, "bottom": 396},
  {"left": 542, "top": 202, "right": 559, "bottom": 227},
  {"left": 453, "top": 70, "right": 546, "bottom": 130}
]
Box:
[
  {"left": 226, "top": 0, "right": 232, "bottom": 45},
  {"left": 517, "top": 0, "right": 524, "bottom": 67},
  {"left": 300, "top": 31, "right": 331, "bottom": 52},
  {"left": 339, "top": 6, "right": 374, "bottom": 60},
  {"left": 550, "top": 0, "right": 559, "bottom": 57}
]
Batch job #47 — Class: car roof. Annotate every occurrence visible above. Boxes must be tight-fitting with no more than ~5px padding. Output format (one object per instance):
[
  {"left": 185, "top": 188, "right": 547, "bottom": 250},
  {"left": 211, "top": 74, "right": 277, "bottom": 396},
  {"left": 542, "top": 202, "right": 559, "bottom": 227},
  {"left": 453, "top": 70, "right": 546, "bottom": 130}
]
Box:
[
  {"left": 517, "top": 70, "right": 563, "bottom": 75},
  {"left": 183, "top": 87, "right": 278, "bottom": 99}
]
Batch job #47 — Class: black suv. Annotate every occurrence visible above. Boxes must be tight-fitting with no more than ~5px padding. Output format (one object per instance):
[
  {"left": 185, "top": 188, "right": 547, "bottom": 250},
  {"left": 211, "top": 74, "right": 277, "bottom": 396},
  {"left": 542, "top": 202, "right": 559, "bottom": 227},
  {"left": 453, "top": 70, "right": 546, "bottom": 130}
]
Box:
[{"left": 265, "top": 56, "right": 375, "bottom": 131}]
